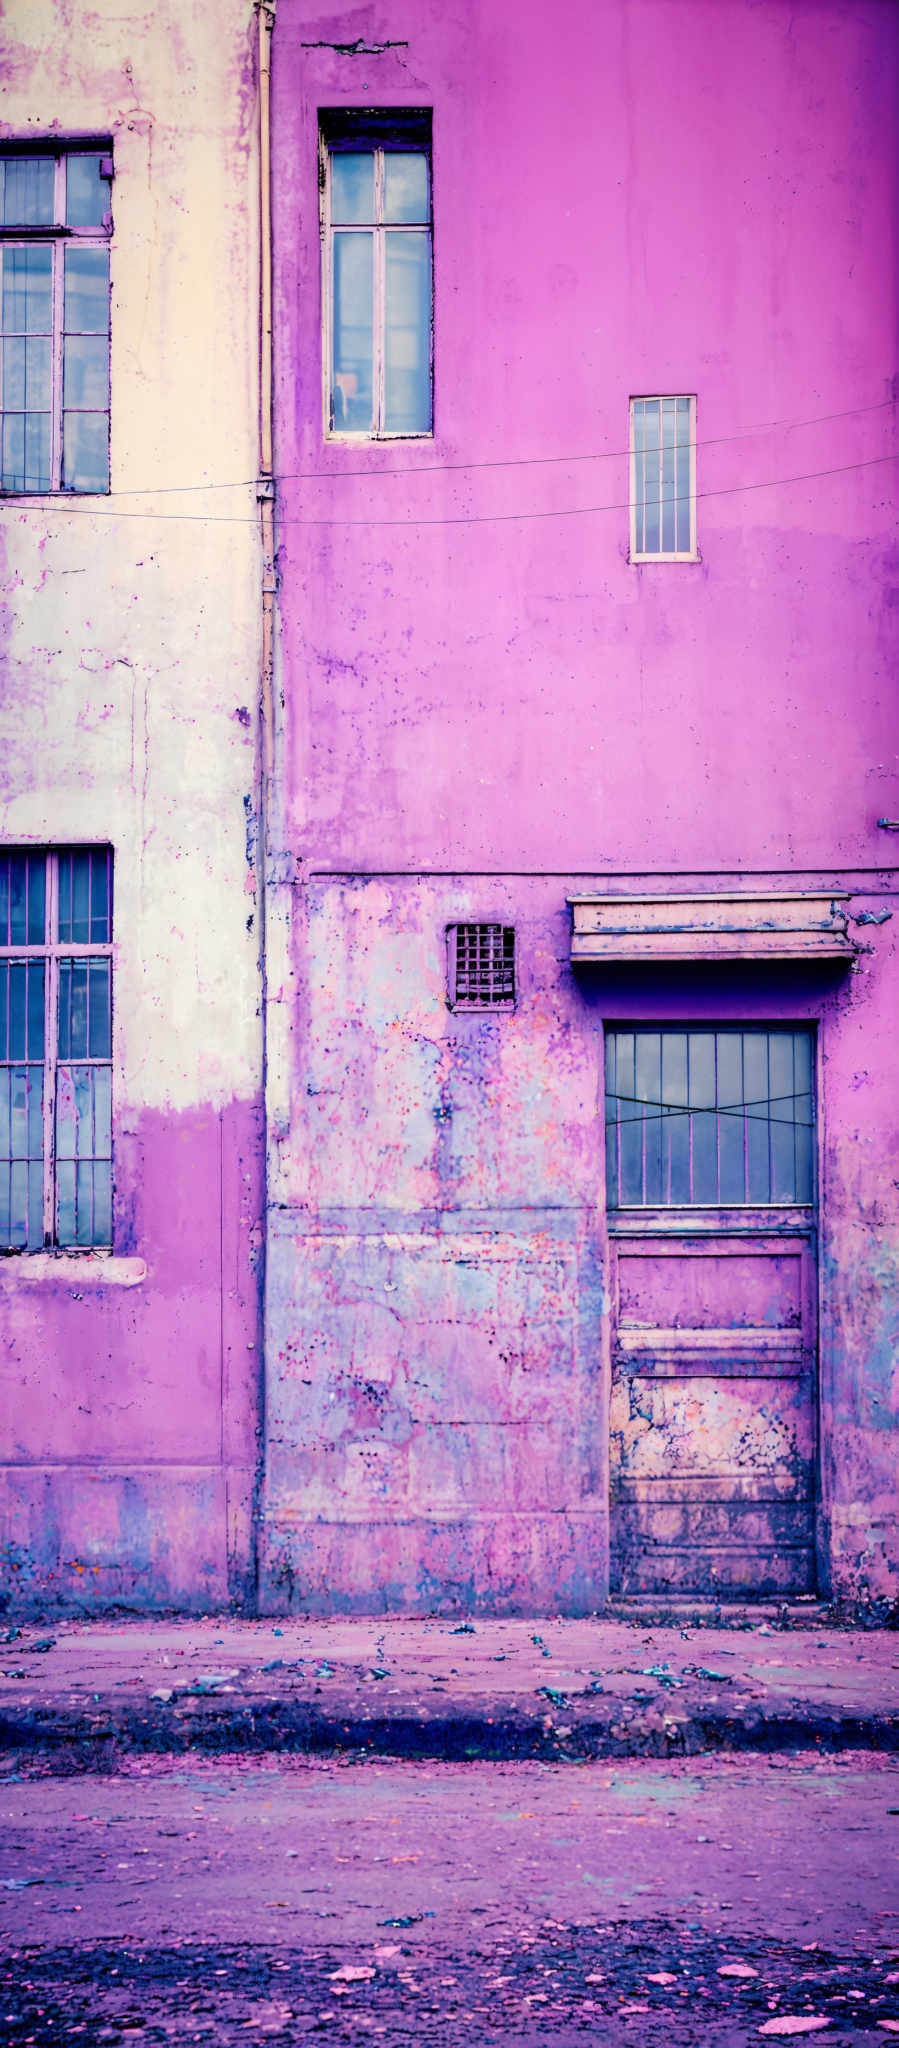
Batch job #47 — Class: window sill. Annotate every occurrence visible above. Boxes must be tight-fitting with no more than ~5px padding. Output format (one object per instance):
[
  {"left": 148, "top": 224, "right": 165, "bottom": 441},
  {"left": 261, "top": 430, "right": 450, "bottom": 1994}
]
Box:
[
  {"left": 630, "top": 550, "right": 701, "bottom": 565},
  {"left": 0, "top": 1253, "right": 146, "bottom": 1286}
]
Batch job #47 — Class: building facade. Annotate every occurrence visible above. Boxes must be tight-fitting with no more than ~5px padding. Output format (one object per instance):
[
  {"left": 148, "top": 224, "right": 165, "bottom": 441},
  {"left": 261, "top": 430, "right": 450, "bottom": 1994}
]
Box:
[
  {"left": 0, "top": 0, "right": 265, "bottom": 1611},
  {"left": 1, "top": 0, "right": 897, "bottom": 1617},
  {"left": 261, "top": 0, "right": 899, "bottom": 1613}
]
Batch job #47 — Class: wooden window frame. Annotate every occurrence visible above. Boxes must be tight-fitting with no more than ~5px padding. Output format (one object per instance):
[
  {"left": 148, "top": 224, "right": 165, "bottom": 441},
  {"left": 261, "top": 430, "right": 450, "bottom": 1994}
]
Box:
[
  {"left": 629, "top": 394, "right": 698, "bottom": 562},
  {"left": 0, "top": 848, "right": 113, "bottom": 1250},
  {"left": 320, "top": 112, "right": 433, "bottom": 442},
  {"left": 0, "top": 141, "right": 113, "bottom": 497}
]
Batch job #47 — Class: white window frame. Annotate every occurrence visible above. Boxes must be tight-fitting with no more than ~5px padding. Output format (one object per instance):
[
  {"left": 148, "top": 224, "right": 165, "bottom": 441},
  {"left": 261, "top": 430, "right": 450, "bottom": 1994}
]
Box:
[
  {"left": 0, "top": 142, "right": 113, "bottom": 497},
  {"left": 320, "top": 118, "right": 433, "bottom": 443},
  {"left": 629, "top": 394, "right": 698, "bottom": 562},
  {"left": 0, "top": 848, "right": 113, "bottom": 1250}
]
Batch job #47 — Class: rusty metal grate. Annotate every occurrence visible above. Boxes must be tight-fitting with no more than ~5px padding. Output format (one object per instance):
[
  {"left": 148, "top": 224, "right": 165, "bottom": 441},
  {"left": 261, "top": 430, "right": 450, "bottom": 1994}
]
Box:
[{"left": 448, "top": 924, "right": 516, "bottom": 1009}]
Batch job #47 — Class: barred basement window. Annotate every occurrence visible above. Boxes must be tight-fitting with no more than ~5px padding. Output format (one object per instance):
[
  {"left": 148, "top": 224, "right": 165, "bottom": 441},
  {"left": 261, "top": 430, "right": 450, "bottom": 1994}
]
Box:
[
  {"left": 447, "top": 925, "right": 516, "bottom": 1010},
  {"left": 0, "top": 848, "right": 113, "bottom": 1249}
]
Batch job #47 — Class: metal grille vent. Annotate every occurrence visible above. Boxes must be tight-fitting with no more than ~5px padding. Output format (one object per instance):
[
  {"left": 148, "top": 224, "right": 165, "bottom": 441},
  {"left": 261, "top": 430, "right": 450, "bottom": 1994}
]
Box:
[{"left": 449, "top": 924, "right": 516, "bottom": 1008}]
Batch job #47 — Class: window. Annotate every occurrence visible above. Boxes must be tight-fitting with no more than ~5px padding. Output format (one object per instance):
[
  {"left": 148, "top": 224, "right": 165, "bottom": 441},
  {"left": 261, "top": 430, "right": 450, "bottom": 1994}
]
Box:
[
  {"left": 605, "top": 1027, "right": 813, "bottom": 1207},
  {"left": 1, "top": 849, "right": 113, "bottom": 1249},
  {"left": 629, "top": 396, "right": 696, "bottom": 559},
  {"left": 0, "top": 144, "right": 112, "bottom": 494},
  {"left": 447, "top": 925, "right": 516, "bottom": 1010},
  {"left": 321, "top": 111, "right": 432, "bottom": 438}
]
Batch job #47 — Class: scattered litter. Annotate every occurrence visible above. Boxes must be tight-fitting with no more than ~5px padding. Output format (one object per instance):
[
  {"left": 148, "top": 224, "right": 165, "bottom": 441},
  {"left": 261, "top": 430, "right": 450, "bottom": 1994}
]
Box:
[
  {"left": 189, "top": 1670, "right": 240, "bottom": 1694},
  {"left": 150, "top": 1688, "right": 173, "bottom": 1703},
  {"left": 2, "top": 1628, "right": 20, "bottom": 1644},
  {"left": 1, "top": 1878, "right": 43, "bottom": 1890},
  {"left": 369, "top": 1668, "right": 390, "bottom": 1681},
  {"left": 329, "top": 1966, "right": 376, "bottom": 1983},
  {"left": 261, "top": 1659, "right": 284, "bottom": 1672},
  {"left": 450, "top": 1623, "right": 475, "bottom": 1635},
  {"left": 757, "top": 2021, "right": 831, "bottom": 2036},
  {"left": 273, "top": 1628, "right": 283, "bottom": 1637},
  {"left": 689, "top": 1667, "right": 733, "bottom": 1683},
  {"left": 25, "top": 1638, "right": 55, "bottom": 1654},
  {"left": 378, "top": 1913, "right": 435, "bottom": 1927},
  {"left": 536, "top": 1687, "right": 568, "bottom": 1707},
  {"left": 317, "top": 1662, "right": 335, "bottom": 1679}
]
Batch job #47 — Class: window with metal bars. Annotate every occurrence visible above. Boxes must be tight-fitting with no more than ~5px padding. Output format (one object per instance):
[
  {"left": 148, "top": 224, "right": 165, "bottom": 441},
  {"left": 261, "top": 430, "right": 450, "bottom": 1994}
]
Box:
[
  {"left": 447, "top": 924, "right": 516, "bottom": 1010},
  {"left": 0, "top": 144, "right": 113, "bottom": 494},
  {"left": 321, "top": 111, "right": 433, "bottom": 438},
  {"left": 629, "top": 395, "right": 696, "bottom": 560},
  {"left": 0, "top": 848, "right": 113, "bottom": 1249},
  {"left": 605, "top": 1027, "right": 814, "bottom": 1207}
]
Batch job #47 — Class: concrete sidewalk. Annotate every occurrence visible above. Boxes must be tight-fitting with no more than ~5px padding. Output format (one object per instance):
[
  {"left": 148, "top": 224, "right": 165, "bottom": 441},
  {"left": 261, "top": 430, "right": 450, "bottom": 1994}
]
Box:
[{"left": 1, "top": 1609, "right": 897, "bottom": 1766}]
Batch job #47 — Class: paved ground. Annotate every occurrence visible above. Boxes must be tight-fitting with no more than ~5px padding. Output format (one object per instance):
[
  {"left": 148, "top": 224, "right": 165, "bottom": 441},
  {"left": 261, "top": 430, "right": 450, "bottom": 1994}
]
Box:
[
  {"left": 2, "top": 1614, "right": 897, "bottom": 1764},
  {"left": 1, "top": 1748, "right": 898, "bottom": 2043}
]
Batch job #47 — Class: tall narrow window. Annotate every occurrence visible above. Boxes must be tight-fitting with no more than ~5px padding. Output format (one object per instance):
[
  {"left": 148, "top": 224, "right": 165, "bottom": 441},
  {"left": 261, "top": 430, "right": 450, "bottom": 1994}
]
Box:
[
  {"left": 630, "top": 395, "right": 696, "bottom": 560},
  {"left": 321, "top": 112, "right": 432, "bottom": 438},
  {"left": 0, "top": 848, "right": 113, "bottom": 1248},
  {"left": 605, "top": 1027, "right": 814, "bottom": 1207},
  {"left": 0, "top": 145, "right": 112, "bottom": 494}
]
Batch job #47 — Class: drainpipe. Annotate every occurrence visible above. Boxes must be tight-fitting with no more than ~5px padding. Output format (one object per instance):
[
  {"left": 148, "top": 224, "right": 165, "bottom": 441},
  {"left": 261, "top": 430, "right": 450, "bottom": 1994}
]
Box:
[
  {"left": 251, "top": 0, "right": 277, "bottom": 1608},
  {"left": 257, "top": 0, "right": 276, "bottom": 798}
]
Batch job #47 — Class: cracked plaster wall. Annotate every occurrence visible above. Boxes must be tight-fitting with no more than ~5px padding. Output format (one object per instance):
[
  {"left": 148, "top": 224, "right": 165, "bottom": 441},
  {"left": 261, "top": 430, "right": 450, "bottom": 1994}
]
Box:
[{"left": 0, "top": 1, "right": 264, "bottom": 1612}]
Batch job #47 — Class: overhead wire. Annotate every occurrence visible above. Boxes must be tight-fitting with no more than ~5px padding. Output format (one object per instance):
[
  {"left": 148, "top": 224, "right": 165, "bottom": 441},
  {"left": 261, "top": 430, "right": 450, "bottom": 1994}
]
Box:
[
  {"left": 3, "top": 448, "right": 896, "bottom": 525},
  {"left": 19, "top": 394, "right": 894, "bottom": 499}
]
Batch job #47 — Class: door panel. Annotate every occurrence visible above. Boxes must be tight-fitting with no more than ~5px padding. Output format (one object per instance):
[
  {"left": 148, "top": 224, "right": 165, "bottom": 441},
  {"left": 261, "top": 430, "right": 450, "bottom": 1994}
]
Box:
[{"left": 609, "top": 1216, "right": 817, "bottom": 1595}]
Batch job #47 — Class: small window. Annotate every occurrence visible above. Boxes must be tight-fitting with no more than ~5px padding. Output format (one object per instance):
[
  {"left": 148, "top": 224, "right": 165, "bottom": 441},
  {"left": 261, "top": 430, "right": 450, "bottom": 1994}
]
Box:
[
  {"left": 630, "top": 395, "right": 696, "bottom": 560},
  {"left": 605, "top": 1027, "right": 813, "bottom": 1207},
  {"left": 0, "top": 144, "right": 112, "bottom": 495},
  {"left": 0, "top": 848, "right": 113, "bottom": 1248},
  {"left": 321, "top": 111, "right": 432, "bottom": 438},
  {"left": 447, "top": 925, "right": 516, "bottom": 1010}
]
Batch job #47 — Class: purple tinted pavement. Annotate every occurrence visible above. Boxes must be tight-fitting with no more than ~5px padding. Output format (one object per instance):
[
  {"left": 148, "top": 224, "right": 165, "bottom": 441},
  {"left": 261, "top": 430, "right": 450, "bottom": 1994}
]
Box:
[{"left": 1, "top": 1614, "right": 897, "bottom": 1762}]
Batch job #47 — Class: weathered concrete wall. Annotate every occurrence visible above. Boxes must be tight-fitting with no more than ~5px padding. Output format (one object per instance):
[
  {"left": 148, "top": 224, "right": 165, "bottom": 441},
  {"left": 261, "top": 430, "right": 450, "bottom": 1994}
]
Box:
[
  {"left": 265, "top": 0, "right": 899, "bottom": 1611},
  {"left": 0, "top": 1, "right": 264, "bottom": 1611}
]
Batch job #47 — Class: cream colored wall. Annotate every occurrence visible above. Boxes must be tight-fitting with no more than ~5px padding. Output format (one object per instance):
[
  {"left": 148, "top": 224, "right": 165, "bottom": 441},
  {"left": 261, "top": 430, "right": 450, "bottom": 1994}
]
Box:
[{"left": 0, "top": 0, "right": 262, "bottom": 1114}]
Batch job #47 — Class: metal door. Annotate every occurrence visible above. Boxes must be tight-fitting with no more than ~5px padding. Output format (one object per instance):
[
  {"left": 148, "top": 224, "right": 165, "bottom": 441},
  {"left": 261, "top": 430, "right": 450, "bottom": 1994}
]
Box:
[{"left": 605, "top": 1027, "right": 817, "bottom": 1595}]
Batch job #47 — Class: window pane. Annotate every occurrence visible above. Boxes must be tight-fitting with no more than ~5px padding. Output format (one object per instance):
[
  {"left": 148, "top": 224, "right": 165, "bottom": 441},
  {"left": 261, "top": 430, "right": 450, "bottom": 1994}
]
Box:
[
  {"left": 384, "top": 152, "right": 429, "bottom": 223},
  {"left": 58, "top": 961, "right": 88, "bottom": 1058},
  {"left": 88, "top": 959, "right": 111, "bottom": 1058},
  {"left": 641, "top": 400, "right": 661, "bottom": 553},
  {"left": 2, "top": 335, "right": 51, "bottom": 413},
  {"left": 65, "top": 154, "right": 107, "bottom": 227},
  {"left": 9, "top": 853, "right": 28, "bottom": 944},
  {"left": 90, "top": 849, "right": 112, "bottom": 941},
  {"left": 63, "top": 334, "right": 109, "bottom": 409},
  {"left": 661, "top": 400, "right": 676, "bottom": 553},
  {"left": 2, "top": 245, "right": 52, "bottom": 335},
  {"left": 64, "top": 246, "right": 109, "bottom": 332},
  {"left": 1, "top": 410, "right": 50, "bottom": 493},
  {"left": 676, "top": 428, "right": 692, "bottom": 552},
  {"left": 26, "top": 957, "right": 45, "bottom": 1060},
  {"left": 331, "top": 152, "right": 374, "bottom": 224},
  {"left": 1, "top": 157, "right": 54, "bottom": 226},
  {"left": 62, "top": 409, "right": 109, "bottom": 492},
  {"left": 661, "top": 1030, "right": 690, "bottom": 1203},
  {"left": 60, "top": 848, "right": 91, "bottom": 941},
  {"left": 332, "top": 231, "right": 373, "bottom": 431},
  {"left": 384, "top": 230, "right": 431, "bottom": 433}
]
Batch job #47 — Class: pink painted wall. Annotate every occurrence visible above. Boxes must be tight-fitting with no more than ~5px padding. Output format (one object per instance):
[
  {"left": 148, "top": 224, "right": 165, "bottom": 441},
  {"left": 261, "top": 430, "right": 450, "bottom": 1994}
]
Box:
[{"left": 264, "top": 0, "right": 899, "bottom": 1611}]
